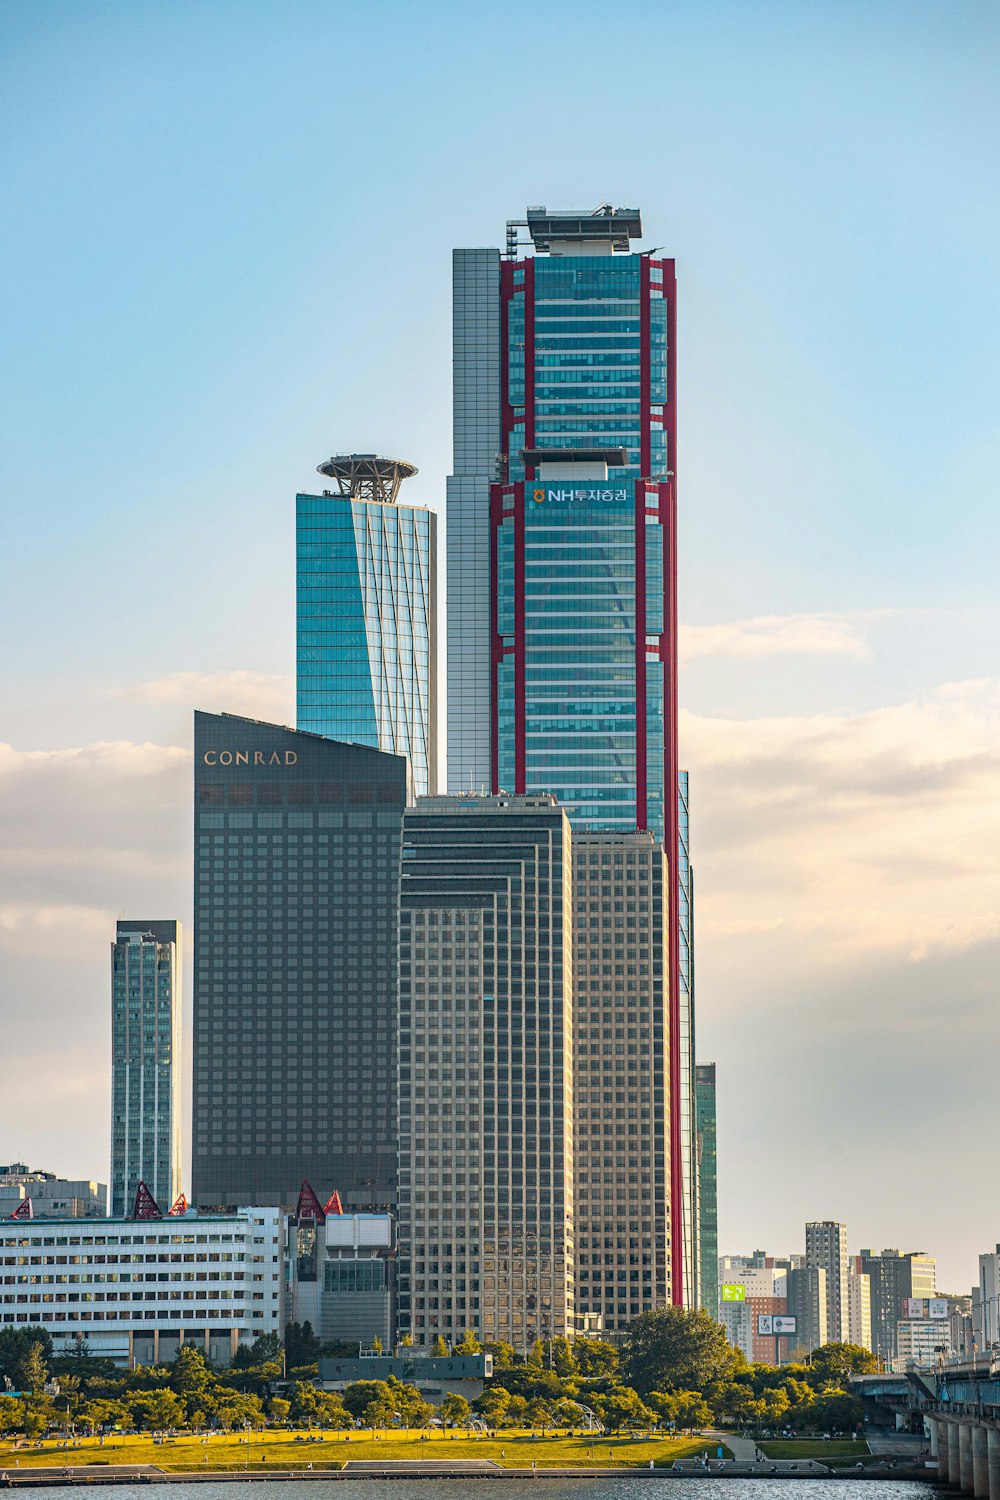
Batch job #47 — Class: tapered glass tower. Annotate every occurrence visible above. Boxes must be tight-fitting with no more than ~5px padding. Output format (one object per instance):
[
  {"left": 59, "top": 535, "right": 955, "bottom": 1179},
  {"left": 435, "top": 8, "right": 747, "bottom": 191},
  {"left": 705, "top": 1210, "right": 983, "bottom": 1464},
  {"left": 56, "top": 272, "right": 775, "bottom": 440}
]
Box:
[{"left": 297, "top": 454, "right": 438, "bottom": 795}]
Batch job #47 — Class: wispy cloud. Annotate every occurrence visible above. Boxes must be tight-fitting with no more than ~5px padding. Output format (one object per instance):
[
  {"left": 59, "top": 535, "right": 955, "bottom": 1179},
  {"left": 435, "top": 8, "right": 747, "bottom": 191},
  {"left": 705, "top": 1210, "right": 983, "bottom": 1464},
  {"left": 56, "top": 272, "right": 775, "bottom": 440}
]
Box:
[
  {"left": 116, "top": 670, "right": 293, "bottom": 725},
  {"left": 680, "top": 610, "right": 893, "bottom": 662},
  {"left": 683, "top": 677, "right": 1000, "bottom": 966}
]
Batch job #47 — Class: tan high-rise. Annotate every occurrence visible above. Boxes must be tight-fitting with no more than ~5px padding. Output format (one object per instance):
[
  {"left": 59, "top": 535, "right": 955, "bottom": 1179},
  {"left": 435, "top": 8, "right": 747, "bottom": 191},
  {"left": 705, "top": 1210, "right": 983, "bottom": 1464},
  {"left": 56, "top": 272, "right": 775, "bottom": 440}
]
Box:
[{"left": 572, "top": 831, "right": 672, "bottom": 1330}]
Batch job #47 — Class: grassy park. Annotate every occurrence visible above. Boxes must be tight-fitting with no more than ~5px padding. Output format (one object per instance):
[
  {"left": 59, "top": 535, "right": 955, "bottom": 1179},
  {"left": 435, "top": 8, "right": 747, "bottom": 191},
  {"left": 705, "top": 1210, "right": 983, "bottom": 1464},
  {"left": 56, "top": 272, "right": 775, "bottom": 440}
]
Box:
[
  {"left": 757, "top": 1439, "right": 871, "bottom": 1463},
  {"left": 0, "top": 1428, "right": 724, "bottom": 1472}
]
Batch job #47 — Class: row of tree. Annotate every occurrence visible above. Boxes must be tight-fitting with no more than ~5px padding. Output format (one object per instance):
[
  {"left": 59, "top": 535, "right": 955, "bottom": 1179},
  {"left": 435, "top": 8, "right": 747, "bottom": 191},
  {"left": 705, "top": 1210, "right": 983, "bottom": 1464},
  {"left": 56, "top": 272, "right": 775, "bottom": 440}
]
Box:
[{"left": 0, "top": 1311, "right": 875, "bottom": 1439}]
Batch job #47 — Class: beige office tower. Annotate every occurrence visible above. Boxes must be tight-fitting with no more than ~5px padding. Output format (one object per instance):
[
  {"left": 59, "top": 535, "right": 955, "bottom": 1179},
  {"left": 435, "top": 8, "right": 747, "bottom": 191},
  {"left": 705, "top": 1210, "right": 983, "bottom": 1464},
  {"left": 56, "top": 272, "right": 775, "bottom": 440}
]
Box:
[
  {"left": 396, "top": 795, "right": 575, "bottom": 1351},
  {"left": 806, "top": 1220, "right": 850, "bottom": 1344},
  {"left": 572, "top": 831, "right": 672, "bottom": 1331}
]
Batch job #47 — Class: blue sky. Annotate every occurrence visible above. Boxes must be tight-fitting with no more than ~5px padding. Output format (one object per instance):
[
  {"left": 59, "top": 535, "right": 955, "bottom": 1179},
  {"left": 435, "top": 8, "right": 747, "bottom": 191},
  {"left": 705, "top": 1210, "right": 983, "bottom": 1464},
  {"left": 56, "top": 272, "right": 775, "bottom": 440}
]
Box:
[{"left": 2, "top": 0, "right": 999, "bottom": 1287}]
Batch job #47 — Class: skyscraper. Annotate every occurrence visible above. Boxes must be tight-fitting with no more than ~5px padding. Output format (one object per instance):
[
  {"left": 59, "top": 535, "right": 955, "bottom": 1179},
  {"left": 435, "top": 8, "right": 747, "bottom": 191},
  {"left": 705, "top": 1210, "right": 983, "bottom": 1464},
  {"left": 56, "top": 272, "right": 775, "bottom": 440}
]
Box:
[
  {"left": 573, "top": 831, "right": 671, "bottom": 1328},
  {"left": 396, "top": 795, "right": 575, "bottom": 1351},
  {"left": 297, "top": 453, "right": 438, "bottom": 795},
  {"left": 695, "top": 1062, "right": 718, "bottom": 1316},
  {"left": 806, "top": 1221, "right": 850, "bottom": 1345},
  {"left": 447, "top": 203, "right": 689, "bottom": 1300},
  {"left": 860, "top": 1248, "right": 938, "bottom": 1362},
  {"left": 111, "top": 921, "right": 182, "bottom": 1217},
  {"left": 191, "top": 712, "right": 408, "bottom": 1212}
]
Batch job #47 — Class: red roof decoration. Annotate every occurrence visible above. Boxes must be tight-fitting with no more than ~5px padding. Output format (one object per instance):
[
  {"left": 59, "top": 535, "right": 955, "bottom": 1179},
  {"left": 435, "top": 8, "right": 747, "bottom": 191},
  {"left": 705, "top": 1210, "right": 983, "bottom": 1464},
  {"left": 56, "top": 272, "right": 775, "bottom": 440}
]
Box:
[
  {"left": 9, "top": 1198, "right": 33, "bottom": 1220},
  {"left": 295, "top": 1179, "right": 326, "bottom": 1223},
  {"left": 167, "top": 1194, "right": 189, "bottom": 1217},
  {"left": 131, "top": 1181, "right": 162, "bottom": 1219},
  {"left": 323, "top": 1190, "right": 344, "bottom": 1216}
]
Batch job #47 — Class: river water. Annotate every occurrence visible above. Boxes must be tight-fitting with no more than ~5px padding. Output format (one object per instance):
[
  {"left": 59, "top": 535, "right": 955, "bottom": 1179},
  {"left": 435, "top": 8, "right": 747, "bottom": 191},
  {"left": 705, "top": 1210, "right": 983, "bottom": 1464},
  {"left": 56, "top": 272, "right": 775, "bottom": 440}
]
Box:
[{"left": 22, "top": 1482, "right": 942, "bottom": 1500}]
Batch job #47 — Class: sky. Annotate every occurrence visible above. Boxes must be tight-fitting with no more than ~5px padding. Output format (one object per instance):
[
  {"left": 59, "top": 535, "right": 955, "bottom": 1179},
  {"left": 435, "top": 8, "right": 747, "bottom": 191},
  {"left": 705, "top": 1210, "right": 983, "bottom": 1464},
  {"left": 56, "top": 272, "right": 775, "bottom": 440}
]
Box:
[{"left": 1, "top": 0, "right": 999, "bottom": 1292}]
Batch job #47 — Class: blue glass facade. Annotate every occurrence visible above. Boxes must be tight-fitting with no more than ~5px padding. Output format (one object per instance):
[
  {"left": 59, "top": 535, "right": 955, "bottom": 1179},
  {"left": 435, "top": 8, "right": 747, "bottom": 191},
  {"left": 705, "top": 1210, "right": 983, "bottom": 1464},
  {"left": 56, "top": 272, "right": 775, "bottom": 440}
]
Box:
[
  {"left": 296, "top": 495, "right": 437, "bottom": 796},
  {"left": 677, "top": 771, "right": 698, "bottom": 1306},
  {"left": 111, "top": 921, "right": 181, "bottom": 1217}
]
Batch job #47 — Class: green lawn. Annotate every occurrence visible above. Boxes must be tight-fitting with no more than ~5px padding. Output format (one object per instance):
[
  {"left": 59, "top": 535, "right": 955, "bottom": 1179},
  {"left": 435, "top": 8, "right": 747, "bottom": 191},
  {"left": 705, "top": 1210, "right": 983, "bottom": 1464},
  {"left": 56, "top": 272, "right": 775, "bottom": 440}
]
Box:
[
  {"left": 758, "top": 1440, "right": 870, "bottom": 1461},
  {"left": 0, "top": 1430, "right": 723, "bottom": 1472}
]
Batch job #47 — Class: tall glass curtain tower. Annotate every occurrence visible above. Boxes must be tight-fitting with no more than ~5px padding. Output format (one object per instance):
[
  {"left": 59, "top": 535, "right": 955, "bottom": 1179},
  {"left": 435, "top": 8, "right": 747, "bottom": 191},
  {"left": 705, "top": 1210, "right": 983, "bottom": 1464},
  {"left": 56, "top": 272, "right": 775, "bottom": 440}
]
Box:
[
  {"left": 111, "top": 921, "right": 182, "bottom": 1216},
  {"left": 447, "top": 206, "right": 691, "bottom": 1303},
  {"left": 297, "top": 454, "right": 438, "bottom": 797}
]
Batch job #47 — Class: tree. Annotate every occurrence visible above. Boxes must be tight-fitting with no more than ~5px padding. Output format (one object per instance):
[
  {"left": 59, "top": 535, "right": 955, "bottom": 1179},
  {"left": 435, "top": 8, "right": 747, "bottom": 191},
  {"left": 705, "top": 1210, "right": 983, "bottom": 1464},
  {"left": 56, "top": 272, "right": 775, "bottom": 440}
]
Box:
[
  {"left": 550, "top": 1337, "right": 577, "bottom": 1379},
  {"left": 597, "top": 1387, "right": 655, "bottom": 1432},
  {"left": 19, "top": 1343, "right": 48, "bottom": 1396},
  {"left": 623, "top": 1308, "right": 742, "bottom": 1396},
  {"left": 482, "top": 1341, "right": 515, "bottom": 1371},
  {"left": 505, "top": 1394, "right": 529, "bottom": 1425},
  {"left": 171, "top": 1346, "right": 211, "bottom": 1396},
  {"left": 399, "top": 1333, "right": 414, "bottom": 1349},
  {"left": 0, "top": 1325, "right": 53, "bottom": 1385},
  {"left": 573, "top": 1339, "right": 619, "bottom": 1378},
  {"left": 341, "top": 1380, "right": 392, "bottom": 1421},
  {"left": 526, "top": 1338, "right": 546, "bottom": 1370},
  {"left": 440, "top": 1393, "right": 470, "bottom": 1426},
  {"left": 432, "top": 1335, "right": 449, "bottom": 1357},
  {"left": 371, "top": 1335, "right": 384, "bottom": 1354},
  {"left": 526, "top": 1397, "right": 554, "bottom": 1430},
  {"left": 454, "top": 1330, "right": 481, "bottom": 1355},
  {"left": 363, "top": 1395, "right": 396, "bottom": 1429},
  {"left": 0, "top": 1397, "right": 26, "bottom": 1435},
  {"left": 649, "top": 1390, "right": 712, "bottom": 1431},
  {"left": 284, "top": 1322, "right": 320, "bottom": 1369},
  {"left": 474, "top": 1386, "right": 510, "bottom": 1427},
  {"left": 807, "top": 1343, "right": 878, "bottom": 1384},
  {"left": 805, "top": 1391, "right": 863, "bottom": 1433},
  {"left": 77, "top": 1399, "right": 122, "bottom": 1435}
]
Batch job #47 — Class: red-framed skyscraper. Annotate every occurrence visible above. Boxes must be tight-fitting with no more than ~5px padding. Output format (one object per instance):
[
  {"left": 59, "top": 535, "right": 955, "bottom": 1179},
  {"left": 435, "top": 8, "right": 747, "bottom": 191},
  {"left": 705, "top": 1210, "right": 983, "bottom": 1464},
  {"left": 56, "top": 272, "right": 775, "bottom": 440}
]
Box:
[{"left": 447, "top": 206, "right": 694, "bottom": 1306}]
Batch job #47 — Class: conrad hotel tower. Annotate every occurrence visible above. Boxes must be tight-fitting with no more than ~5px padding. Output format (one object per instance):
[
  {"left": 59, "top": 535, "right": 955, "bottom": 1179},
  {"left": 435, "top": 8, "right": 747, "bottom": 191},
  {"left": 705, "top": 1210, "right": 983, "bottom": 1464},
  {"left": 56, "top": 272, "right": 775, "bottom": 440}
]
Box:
[{"left": 447, "top": 206, "right": 695, "bottom": 1307}]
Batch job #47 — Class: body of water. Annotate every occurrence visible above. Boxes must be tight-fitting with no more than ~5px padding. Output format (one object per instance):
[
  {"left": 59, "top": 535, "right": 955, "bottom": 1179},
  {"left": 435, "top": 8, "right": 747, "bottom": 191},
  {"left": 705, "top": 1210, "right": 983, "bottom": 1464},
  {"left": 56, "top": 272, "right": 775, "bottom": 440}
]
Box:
[{"left": 18, "top": 1482, "right": 942, "bottom": 1500}]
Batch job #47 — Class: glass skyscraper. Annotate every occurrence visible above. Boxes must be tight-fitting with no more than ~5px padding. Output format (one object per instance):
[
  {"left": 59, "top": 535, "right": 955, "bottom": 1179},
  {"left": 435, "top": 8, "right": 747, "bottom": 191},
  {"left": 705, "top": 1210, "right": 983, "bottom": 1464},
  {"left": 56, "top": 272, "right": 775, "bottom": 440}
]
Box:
[
  {"left": 695, "top": 1062, "right": 718, "bottom": 1316},
  {"left": 191, "top": 711, "right": 408, "bottom": 1212},
  {"left": 297, "top": 454, "right": 438, "bottom": 796},
  {"left": 110, "top": 921, "right": 182, "bottom": 1217},
  {"left": 447, "top": 206, "right": 690, "bottom": 1301}
]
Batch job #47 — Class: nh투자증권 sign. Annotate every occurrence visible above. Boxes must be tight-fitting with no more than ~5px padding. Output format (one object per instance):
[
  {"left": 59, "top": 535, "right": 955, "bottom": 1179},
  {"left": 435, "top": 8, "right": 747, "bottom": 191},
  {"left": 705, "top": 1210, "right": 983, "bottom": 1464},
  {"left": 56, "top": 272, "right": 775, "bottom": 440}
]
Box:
[{"left": 530, "top": 484, "right": 629, "bottom": 506}]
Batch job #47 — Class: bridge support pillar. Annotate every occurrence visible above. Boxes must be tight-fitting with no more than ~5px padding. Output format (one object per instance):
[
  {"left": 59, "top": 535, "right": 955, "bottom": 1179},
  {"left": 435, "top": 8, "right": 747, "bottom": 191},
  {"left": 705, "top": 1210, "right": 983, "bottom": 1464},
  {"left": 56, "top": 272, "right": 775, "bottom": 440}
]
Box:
[
  {"left": 950, "top": 1422, "right": 963, "bottom": 1488},
  {"left": 960, "top": 1422, "right": 975, "bottom": 1494},
  {"left": 987, "top": 1427, "right": 1000, "bottom": 1500},
  {"left": 972, "top": 1424, "right": 989, "bottom": 1498},
  {"left": 929, "top": 1419, "right": 940, "bottom": 1459}
]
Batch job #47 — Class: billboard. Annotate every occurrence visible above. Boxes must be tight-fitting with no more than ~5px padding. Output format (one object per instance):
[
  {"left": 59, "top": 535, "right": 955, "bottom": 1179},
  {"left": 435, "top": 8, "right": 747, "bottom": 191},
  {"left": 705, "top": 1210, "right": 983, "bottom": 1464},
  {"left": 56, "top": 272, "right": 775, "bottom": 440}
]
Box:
[
  {"left": 928, "top": 1298, "right": 949, "bottom": 1320},
  {"left": 721, "top": 1284, "right": 746, "bottom": 1302},
  {"left": 758, "top": 1314, "right": 797, "bottom": 1335},
  {"left": 903, "top": 1298, "right": 927, "bottom": 1319}
]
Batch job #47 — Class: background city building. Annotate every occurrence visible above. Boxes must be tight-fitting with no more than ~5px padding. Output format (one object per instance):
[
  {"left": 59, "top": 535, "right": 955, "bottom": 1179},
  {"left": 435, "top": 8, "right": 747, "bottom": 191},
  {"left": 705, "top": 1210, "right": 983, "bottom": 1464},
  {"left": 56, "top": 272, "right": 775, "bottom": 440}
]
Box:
[
  {"left": 806, "top": 1220, "right": 850, "bottom": 1345},
  {"left": 285, "top": 1186, "right": 394, "bottom": 1348},
  {"left": 447, "top": 203, "right": 690, "bottom": 1303},
  {"left": 786, "top": 1263, "right": 829, "bottom": 1355},
  {"left": 110, "top": 920, "right": 182, "bottom": 1218},
  {"left": 296, "top": 453, "right": 437, "bottom": 797},
  {"left": 191, "top": 712, "right": 408, "bottom": 1213},
  {"left": 847, "top": 1255, "right": 873, "bottom": 1352},
  {"left": 973, "top": 1245, "right": 1000, "bottom": 1350},
  {"left": 572, "top": 830, "right": 671, "bottom": 1328},
  {"left": 396, "top": 795, "right": 575, "bottom": 1351},
  {"left": 860, "top": 1247, "right": 938, "bottom": 1363},
  {"left": 695, "top": 1063, "right": 718, "bottom": 1316},
  {"left": 0, "top": 1205, "right": 283, "bottom": 1366},
  {"left": 0, "top": 1165, "right": 106, "bottom": 1220}
]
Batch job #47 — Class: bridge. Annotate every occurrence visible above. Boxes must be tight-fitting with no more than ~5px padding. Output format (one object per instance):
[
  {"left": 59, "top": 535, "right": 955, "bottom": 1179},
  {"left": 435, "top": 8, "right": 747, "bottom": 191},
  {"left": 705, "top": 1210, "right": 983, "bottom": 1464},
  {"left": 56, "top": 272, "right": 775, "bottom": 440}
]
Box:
[{"left": 853, "top": 1357, "right": 1000, "bottom": 1500}]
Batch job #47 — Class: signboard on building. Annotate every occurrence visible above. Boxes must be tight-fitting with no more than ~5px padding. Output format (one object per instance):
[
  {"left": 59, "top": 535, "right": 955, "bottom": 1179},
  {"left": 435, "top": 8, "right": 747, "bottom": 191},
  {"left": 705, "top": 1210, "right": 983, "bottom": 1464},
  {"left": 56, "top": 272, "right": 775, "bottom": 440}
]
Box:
[
  {"left": 530, "top": 485, "right": 630, "bottom": 507},
  {"left": 928, "top": 1298, "right": 948, "bottom": 1320},
  {"left": 721, "top": 1284, "right": 746, "bottom": 1302},
  {"left": 903, "top": 1298, "right": 928, "bottom": 1319},
  {"left": 758, "top": 1314, "right": 797, "bottom": 1335}
]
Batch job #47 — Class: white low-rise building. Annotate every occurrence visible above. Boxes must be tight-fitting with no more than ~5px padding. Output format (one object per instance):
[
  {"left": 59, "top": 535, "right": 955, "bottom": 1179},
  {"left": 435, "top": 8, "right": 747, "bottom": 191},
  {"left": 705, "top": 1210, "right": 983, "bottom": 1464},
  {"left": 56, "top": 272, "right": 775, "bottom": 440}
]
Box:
[{"left": 0, "top": 1207, "right": 284, "bottom": 1367}]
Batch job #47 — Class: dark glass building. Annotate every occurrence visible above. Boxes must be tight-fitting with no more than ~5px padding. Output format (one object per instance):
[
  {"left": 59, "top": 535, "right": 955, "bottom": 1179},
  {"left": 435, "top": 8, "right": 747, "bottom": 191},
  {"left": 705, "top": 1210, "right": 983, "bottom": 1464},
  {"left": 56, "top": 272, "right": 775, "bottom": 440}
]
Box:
[
  {"left": 695, "top": 1062, "right": 718, "bottom": 1316},
  {"left": 191, "top": 711, "right": 408, "bottom": 1212}
]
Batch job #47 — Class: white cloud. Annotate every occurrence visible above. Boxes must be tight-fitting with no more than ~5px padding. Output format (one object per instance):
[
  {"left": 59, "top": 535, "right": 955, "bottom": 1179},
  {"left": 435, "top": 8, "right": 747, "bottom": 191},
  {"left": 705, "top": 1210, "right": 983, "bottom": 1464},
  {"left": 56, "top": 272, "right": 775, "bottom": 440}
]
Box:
[
  {"left": 117, "top": 670, "right": 293, "bottom": 726},
  {"left": 683, "top": 677, "right": 1000, "bottom": 968},
  {"left": 680, "top": 611, "right": 876, "bottom": 661}
]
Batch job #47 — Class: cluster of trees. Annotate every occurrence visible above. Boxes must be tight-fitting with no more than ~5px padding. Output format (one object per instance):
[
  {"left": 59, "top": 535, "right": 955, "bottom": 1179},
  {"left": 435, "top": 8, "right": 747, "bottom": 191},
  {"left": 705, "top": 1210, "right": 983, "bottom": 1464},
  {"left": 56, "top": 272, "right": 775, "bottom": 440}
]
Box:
[
  {"left": 0, "top": 1312, "right": 875, "bottom": 1439},
  {"left": 468, "top": 1311, "right": 874, "bottom": 1436}
]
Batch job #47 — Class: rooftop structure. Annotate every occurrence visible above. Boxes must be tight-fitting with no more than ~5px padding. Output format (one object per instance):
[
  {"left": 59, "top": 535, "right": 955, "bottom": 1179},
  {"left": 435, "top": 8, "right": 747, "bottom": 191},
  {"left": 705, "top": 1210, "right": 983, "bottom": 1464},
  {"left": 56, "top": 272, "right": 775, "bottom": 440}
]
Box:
[
  {"left": 511, "top": 204, "right": 643, "bottom": 256},
  {"left": 316, "top": 453, "right": 418, "bottom": 505}
]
